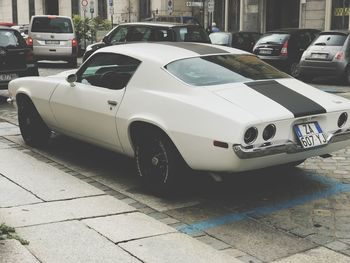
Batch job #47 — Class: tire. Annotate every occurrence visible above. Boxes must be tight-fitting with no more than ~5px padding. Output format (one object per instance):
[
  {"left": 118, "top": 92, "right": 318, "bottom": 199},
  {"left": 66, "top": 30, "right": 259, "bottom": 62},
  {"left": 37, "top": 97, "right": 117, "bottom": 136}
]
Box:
[
  {"left": 68, "top": 58, "right": 78, "bottom": 68},
  {"left": 134, "top": 131, "right": 185, "bottom": 195},
  {"left": 342, "top": 66, "right": 350, "bottom": 85},
  {"left": 290, "top": 62, "right": 301, "bottom": 78},
  {"left": 18, "top": 98, "right": 50, "bottom": 147}
]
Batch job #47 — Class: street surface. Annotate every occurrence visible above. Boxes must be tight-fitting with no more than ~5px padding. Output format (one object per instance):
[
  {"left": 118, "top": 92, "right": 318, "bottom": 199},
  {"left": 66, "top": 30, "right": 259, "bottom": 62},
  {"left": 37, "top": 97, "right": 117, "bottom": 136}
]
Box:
[{"left": 1, "top": 60, "right": 350, "bottom": 262}]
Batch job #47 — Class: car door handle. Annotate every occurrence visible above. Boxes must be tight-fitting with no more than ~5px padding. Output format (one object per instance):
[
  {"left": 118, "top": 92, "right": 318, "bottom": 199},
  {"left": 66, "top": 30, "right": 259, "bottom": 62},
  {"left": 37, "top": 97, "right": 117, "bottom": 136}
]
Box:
[{"left": 107, "top": 100, "right": 117, "bottom": 106}]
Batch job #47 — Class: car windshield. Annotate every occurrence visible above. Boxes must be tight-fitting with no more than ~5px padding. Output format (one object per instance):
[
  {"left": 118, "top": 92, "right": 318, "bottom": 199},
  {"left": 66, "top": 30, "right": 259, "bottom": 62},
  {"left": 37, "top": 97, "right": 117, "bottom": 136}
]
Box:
[
  {"left": 31, "top": 17, "right": 73, "bottom": 33},
  {"left": 0, "top": 29, "right": 26, "bottom": 48},
  {"left": 165, "top": 54, "right": 289, "bottom": 86},
  {"left": 313, "top": 33, "right": 348, "bottom": 46},
  {"left": 173, "top": 26, "right": 211, "bottom": 43},
  {"left": 209, "top": 33, "right": 230, "bottom": 45},
  {"left": 256, "top": 33, "right": 289, "bottom": 45}
]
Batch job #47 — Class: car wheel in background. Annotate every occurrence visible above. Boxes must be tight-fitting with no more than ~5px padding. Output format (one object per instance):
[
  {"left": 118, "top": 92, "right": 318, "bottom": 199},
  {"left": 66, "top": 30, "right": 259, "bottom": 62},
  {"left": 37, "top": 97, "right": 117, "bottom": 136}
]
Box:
[
  {"left": 135, "top": 131, "right": 185, "bottom": 195},
  {"left": 290, "top": 62, "right": 301, "bottom": 78},
  {"left": 343, "top": 66, "right": 350, "bottom": 85},
  {"left": 18, "top": 97, "right": 51, "bottom": 147},
  {"left": 68, "top": 58, "right": 78, "bottom": 68}
]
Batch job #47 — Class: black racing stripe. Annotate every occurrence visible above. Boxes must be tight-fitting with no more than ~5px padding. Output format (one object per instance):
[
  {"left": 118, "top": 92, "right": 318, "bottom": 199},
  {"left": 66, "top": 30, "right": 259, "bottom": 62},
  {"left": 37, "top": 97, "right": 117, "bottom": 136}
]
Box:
[
  {"left": 158, "top": 42, "right": 229, "bottom": 55},
  {"left": 245, "top": 80, "right": 326, "bottom": 118}
]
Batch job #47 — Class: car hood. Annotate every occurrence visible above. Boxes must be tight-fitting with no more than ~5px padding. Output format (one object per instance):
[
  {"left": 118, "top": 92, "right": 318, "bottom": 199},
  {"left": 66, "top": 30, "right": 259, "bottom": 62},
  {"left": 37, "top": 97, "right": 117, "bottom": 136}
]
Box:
[{"left": 211, "top": 78, "right": 350, "bottom": 122}]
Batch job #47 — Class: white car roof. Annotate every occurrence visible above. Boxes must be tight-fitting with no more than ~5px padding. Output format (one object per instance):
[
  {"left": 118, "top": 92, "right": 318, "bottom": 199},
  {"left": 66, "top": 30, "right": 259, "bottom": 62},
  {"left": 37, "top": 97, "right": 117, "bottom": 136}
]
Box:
[{"left": 96, "top": 42, "right": 250, "bottom": 65}]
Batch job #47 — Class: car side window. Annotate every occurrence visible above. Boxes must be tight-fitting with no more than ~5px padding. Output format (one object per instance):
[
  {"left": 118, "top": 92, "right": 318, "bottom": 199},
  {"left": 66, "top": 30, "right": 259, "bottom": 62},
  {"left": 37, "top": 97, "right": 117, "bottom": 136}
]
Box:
[
  {"left": 110, "top": 26, "right": 128, "bottom": 44},
  {"left": 126, "top": 26, "right": 152, "bottom": 42},
  {"left": 76, "top": 53, "right": 141, "bottom": 90}
]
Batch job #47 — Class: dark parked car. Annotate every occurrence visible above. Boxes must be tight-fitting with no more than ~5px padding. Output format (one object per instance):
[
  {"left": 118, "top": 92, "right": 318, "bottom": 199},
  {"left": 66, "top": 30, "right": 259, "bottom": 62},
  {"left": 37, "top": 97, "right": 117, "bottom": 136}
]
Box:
[
  {"left": 252, "top": 28, "right": 320, "bottom": 77},
  {"left": 209, "top": 31, "right": 261, "bottom": 52},
  {"left": 0, "top": 26, "right": 38, "bottom": 90},
  {"left": 83, "top": 22, "right": 211, "bottom": 61},
  {"left": 299, "top": 30, "right": 350, "bottom": 84}
]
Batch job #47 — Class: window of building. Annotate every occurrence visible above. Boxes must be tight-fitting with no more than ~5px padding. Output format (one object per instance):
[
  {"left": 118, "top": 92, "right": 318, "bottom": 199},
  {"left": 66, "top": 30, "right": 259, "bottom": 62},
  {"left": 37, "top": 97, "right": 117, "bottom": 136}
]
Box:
[
  {"left": 332, "top": 0, "right": 350, "bottom": 29},
  {"left": 29, "top": 0, "right": 35, "bottom": 18},
  {"left": 139, "top": 0, "right": 150, "bottom": 20},
  {"left": 98, "top": 0, "right": 107, "bottom": 19},
  {"left": 71, "top": 0, "right": 80, "bottom": 16},
  {"left": 12, "top": 0, "right": 18, "bottom": 24}
]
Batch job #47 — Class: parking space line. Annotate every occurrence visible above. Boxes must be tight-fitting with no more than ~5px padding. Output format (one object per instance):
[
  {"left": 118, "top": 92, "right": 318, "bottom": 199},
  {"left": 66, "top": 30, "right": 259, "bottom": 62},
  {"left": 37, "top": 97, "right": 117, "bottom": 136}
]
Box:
[{"left": 178, "top": 174, "right": 350, "bottom": 235}]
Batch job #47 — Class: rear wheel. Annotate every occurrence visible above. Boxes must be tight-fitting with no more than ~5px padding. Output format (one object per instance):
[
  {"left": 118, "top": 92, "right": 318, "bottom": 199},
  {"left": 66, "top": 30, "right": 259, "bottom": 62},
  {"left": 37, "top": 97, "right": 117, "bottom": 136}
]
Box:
[
  {"left": 343, "top": 66, "right": 350, "bottom": 85},
  {"left": 290, "top": 62, "right": 301, "bottom": 78},
  {"left": 68, "top": 58, "right": 78, "bottom": 68},
  {"left": 18, "top": 97, "right": 50, "bottom": 147},
  {"left": 134, "top": 130, "right": 185, "bottom": 195}
]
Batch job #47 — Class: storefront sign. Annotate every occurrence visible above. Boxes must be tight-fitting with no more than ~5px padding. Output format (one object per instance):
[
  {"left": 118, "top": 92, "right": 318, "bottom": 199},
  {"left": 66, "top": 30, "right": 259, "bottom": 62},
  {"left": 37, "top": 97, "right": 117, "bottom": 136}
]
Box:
[
  {"left": 186, "top": 2, "right": 203, "bottom": 7},
  {"left": 334, "top": 7, "right": 350, "bottom": 16}
]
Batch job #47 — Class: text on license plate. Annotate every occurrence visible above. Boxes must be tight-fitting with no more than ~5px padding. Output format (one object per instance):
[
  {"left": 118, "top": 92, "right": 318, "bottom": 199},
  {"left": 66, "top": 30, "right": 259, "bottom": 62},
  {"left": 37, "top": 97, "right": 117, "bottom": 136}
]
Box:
[
  {"left": 259, "top": 49, "right": 272, "bottom": 55},
  {"left": 0, "top": 73, "right": 18, "bottom": 81},
  {"left": 294, "top": 122, "right": 327, "bottom": 148},
  {"left": 45, "top": 40, "right": 60, "bottom": 44}
]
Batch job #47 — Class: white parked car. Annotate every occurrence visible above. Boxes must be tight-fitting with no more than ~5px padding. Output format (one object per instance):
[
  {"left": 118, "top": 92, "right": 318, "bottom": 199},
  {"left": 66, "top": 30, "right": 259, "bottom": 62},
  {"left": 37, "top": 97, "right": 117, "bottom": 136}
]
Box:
[{"left": 7, "top": 42, "right": 350, "bottom": 192}]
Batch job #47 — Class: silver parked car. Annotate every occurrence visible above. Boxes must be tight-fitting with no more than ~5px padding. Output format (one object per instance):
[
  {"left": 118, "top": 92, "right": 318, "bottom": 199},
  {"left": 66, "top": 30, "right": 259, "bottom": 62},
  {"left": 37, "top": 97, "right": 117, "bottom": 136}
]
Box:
[
  {"left": 299, "top": 30, "right": 350, "bottom": 84},
  {"left": 27, "top": 15, "right": 78, "bottom": 67}
]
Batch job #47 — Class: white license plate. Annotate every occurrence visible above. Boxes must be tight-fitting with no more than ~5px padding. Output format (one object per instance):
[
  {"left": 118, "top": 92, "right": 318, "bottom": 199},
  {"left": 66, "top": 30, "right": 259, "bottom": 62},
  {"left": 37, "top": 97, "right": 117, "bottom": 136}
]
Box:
[
  {"left": 259, "top": 49, "right": 272, "bottom": 55},
  {"left": 45, "top": 40, "right": 60, "bottom": 44},
  {"left": 311, "top": 53, "right": 327, "bottom": 59},
  {"left": 0, "top": 73, "right": 18, "bottom": 81},
  {"left": 294, "top": 122, "right": 327, "bottom": 149}
]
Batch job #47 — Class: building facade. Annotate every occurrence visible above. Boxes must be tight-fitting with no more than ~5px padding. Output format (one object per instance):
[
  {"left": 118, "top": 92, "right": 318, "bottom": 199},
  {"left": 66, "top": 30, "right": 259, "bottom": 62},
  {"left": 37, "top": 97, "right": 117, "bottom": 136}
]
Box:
[{"left": 0, "top": 0, "right": 349, "bottom": 32}]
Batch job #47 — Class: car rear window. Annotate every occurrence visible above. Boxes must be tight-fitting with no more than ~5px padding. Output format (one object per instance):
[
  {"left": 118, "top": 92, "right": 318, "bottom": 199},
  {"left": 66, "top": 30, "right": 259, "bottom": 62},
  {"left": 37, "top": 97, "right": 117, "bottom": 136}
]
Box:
[
  {"left": 313, "top": 33, "right": 348, "bottom": 46},
  {"left": 165, "top": 54, "right": 289, "bottom": 86},
  {"left": 173, "top": 26, "right": 211, "bottom": 43},
  {"left": 209, "top": 33, "right": 230, "bottom": 45},
  {"left": 0, "top": 29, "right": 26, "bottom": 48},
  {"left": 255, "top": 33, "right": 289, "bottom": 45},
  {"left": 31, "top": 17, "right": 73, "bottom": 33}
]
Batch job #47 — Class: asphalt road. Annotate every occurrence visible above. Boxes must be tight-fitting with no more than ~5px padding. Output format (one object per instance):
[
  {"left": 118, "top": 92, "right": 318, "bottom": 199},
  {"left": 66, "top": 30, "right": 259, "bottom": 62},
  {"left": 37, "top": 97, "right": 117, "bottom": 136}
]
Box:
[{"left": 1, "top": 62, "right": 350, "bottom": 262}]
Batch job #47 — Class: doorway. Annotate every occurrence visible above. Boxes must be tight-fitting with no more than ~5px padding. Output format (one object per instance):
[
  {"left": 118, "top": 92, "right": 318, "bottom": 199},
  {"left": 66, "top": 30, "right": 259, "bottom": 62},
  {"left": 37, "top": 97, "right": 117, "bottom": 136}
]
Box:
[
  {"left": 266, "top": 0, "right": 300, "bottom": 31},
  {"left": 45, "top": 0, "right": 59, "bottom": 15}
]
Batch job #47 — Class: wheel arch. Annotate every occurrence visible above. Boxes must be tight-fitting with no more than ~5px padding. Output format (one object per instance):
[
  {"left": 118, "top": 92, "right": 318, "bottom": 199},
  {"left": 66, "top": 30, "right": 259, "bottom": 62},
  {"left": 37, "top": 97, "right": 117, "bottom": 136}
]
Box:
[{"left": 128, "top": 120, "right": 188, "bottom": 165}]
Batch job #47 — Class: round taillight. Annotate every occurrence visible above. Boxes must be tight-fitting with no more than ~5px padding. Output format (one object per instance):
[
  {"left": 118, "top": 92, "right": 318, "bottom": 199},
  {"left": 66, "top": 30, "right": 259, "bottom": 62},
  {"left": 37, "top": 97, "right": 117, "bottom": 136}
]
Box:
[
  {"left": 338, "top": 112, "right": 348, "bottom": 128},
  {"left": 263, "top": 124, "right": 276, "bottom": 141},
  {"left": 72, "top": 39, "right": 78, "bottom": 47},
  {"left": 244, "top": 127, "right": 258, "bottom": 144}
]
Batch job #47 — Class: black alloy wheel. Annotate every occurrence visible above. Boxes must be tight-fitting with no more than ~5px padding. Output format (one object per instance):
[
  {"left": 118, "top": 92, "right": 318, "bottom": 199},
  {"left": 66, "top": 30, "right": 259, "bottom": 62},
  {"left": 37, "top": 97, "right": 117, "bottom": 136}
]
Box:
[
  {"left": 18, "top": 98, "right": 51, "bottom": 147},
  {"left": 135, "top": 132, "right": 185, "bottom": 194}
]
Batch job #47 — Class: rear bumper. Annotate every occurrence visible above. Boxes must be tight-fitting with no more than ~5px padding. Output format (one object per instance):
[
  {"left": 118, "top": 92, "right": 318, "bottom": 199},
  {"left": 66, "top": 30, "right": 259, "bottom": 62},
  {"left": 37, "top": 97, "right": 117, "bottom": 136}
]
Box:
[
  {"left": 0, "top": 64, "right": 38, "bottom": 90},
  {"left": 33, "top": 46, "right": 77, "bottom": 61},
  {"left": 233, "top": 128, "right": 350, "bottom": 159},
  {"left": 258, "top": 56, "right": 290, "bottom": 70},
  {"left": 299, "top": 60, "right": 347, "bottom": 77}
]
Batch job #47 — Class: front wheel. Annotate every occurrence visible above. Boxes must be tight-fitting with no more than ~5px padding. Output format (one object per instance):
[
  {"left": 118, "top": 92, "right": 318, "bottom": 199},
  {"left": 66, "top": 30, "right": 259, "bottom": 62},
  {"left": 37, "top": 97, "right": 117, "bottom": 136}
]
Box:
[
  {"left": 135, "top": 132, "right": 185, "bottom": 194},
  {"left": 18, "top": 98, "right": 51, "bottom": 147}
]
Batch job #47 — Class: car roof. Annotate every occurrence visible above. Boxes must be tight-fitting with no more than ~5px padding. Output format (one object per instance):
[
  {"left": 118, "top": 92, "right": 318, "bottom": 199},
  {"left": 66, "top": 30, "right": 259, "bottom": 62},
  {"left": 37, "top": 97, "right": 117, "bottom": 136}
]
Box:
[
  {"left": 98, "top": 42, "right": 248, "bottom": 65},
  {"left": 118, "top": 21, "right": 201, "bottom": 28},
  {"left": 0, "top": 26, "right": 17, "bottom": 31},
  {"left": 31, "top": 15, "right": 72, "bottom": 19},
  {"left": 319, "top": 30, "right": 350, "bottom": 35},
  {"left": 266, "top": 28, "right": 320, "bottom": 34}
]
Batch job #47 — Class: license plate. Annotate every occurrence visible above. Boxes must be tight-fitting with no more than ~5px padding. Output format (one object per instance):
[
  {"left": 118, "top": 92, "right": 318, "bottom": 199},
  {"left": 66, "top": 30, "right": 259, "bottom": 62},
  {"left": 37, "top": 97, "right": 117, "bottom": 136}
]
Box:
[
  {"left": 259, "top": 49, "right": 272, "bottom": 55},
  {"left": 294, "top": 122, "right": 327, "bottom": 149},
  {"left": 45, "top": 40, "right": 60, "bottom": 44},
  {"left": 311, "top": 53, "right": 327, "bottom": 59},
  {"left": 0, "top": 73, "right": 18, "bottom": 81}
]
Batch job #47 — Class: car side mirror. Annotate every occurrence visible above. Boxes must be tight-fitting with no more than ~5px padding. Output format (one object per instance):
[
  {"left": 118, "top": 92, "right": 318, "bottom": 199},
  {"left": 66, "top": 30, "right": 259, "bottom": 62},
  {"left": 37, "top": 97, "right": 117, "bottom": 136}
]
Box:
[
  {"left": 103, "top": 36, "right": 110, "bottom": 44},
  {"left": 66, "top": 74, "right": 77, "bottom": 87}
]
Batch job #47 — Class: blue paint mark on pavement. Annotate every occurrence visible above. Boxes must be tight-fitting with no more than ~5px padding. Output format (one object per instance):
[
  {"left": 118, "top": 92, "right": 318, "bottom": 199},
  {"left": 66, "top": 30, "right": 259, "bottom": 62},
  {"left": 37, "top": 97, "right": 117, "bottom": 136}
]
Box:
[{"left": 178, "top": 174, "right": 350, "bottom": 235}]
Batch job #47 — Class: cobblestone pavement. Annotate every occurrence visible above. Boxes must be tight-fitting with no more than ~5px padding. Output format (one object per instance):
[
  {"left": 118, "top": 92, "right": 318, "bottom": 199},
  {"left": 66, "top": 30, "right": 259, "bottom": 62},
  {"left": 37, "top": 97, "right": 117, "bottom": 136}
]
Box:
[{"left": 1, "top": 66, "right": 350, "bottom": 262}]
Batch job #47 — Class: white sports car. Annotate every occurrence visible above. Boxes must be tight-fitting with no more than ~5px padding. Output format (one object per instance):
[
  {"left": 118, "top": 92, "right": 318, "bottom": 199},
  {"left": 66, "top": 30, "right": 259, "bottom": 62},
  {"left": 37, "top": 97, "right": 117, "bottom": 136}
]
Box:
[{"left": 7, "top": 42, "right": 350, "bottom": 191}]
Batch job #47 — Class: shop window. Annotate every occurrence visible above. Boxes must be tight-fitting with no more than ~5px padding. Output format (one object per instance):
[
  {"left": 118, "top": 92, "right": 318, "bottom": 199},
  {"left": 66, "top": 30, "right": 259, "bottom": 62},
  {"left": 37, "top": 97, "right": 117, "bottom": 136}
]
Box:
[{"left": 331, "top": 0, "right": 350, "bottom": 29}]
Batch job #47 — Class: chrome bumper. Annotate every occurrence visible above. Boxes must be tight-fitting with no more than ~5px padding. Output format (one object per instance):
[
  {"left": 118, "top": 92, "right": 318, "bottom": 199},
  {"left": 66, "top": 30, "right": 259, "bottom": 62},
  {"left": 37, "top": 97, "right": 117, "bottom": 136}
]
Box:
[{"left": 233, "top": 129, "right": 350, "bottom": 159}]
